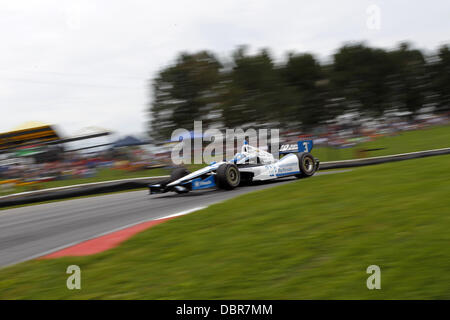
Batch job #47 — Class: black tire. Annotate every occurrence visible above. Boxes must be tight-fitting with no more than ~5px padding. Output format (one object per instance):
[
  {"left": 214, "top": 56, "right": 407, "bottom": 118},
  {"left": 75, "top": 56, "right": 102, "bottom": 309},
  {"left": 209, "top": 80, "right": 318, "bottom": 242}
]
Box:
[
  {"left": 169, "top": 167, "right": 191, "bottom": 194},
  {"left": 295, "top": 152, "right": 316, "bottom": 178},
  {"left": 149, "top": 167, "right": 190, "bottom": 194},
  {"left": 157, "top": 167, "right": 190, "bottom": 187},
  {"left": 216, "top": 164, "right": 240, "bottom": 190},
  {"left": 170, "top": 167, "right": 190, "bottom": 182}
]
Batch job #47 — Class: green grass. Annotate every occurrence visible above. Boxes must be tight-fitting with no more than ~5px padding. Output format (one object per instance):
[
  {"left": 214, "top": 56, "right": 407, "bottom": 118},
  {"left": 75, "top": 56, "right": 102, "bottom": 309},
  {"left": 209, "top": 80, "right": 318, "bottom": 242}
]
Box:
[
  {"left": 313, "top": 125, "right": 450, "bottom": 161},
  {"left": 0, "top": 155, "right": 449, "bottom": 299},
  {"left": 0, "top": 167, "right": 169, "bottom": 196}
]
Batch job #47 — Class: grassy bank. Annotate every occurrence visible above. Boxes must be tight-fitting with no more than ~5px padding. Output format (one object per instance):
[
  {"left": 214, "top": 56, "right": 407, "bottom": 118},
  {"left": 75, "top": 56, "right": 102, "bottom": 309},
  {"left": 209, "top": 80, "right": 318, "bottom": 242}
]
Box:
[
  {"left": 0, "top": 155, "right": 448, "bottom": 299},
  {"left": 313, "top": 125, "right": 450, "bottom": 161}
]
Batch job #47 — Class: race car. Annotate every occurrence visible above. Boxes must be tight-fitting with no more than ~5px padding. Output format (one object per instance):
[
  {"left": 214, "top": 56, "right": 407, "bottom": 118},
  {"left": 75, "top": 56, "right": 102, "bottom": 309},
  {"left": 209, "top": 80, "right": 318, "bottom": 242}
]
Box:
[{"left": 149, "top": 140, "right": 319, "bottom": 194}]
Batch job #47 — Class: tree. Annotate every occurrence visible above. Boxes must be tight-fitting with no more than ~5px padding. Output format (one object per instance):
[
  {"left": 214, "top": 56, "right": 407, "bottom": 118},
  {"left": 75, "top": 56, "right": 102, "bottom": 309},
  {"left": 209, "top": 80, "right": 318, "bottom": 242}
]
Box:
[
  {"left": 149, "top": 51, "right": 222, "bottom": 140},
  {"left": 148, "top": 42, "right": 449, "bottom": 141},
  {"left": 429, "top": 45, "right": 450, "bottom": 112},
  {"left": 220, "top": 47, "right": 283, "bottom": 128},
  {"left": 281, "top": 53, "right": 329, "bottom": 129},
  {"left": 387, "top": 42, "right": 428, "bottom": 115},
  {"left": 331, "top": 43, "right": 394, "bottom": 117}
]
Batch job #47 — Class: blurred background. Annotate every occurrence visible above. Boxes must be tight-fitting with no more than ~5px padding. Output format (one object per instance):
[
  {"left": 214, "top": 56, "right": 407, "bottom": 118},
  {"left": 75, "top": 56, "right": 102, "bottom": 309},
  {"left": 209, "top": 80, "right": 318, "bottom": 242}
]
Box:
[
  {"left": 1, "top": 0, "right": 450, "bottom": 300},
  {"left": 1, "top": 0, "right": 449, "bottom": 195}
]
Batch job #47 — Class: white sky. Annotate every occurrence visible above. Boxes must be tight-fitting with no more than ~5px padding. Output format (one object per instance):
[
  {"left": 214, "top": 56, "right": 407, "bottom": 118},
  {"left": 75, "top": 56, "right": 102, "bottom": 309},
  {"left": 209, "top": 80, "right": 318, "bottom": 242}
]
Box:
[{"left": 1, "top": 0, "right": 449, "bottom": 137}]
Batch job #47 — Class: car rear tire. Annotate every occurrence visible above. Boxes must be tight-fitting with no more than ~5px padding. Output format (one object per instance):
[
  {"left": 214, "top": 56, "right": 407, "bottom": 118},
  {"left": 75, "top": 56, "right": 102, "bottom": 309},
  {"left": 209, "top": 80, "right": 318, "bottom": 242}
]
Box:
[
  {"left": 295, "top": 152, "right": 316, "bottom": 178},
  {"left": 216, "top": 164, "right": 240, "bottom": 190}
]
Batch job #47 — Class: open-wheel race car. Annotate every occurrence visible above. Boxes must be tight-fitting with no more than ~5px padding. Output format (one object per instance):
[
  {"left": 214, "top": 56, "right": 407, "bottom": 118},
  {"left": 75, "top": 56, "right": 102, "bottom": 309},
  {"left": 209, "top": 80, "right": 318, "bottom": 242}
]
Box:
[{"left": 149, "top": 140, "right": 320, "bottom": 194}]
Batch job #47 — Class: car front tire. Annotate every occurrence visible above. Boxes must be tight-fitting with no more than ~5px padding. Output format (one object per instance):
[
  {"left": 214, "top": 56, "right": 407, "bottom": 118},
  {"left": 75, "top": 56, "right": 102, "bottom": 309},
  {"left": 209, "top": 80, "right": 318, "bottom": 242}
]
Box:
[{"left": 216, "top": 164, "right": 241, "bottom": 190}]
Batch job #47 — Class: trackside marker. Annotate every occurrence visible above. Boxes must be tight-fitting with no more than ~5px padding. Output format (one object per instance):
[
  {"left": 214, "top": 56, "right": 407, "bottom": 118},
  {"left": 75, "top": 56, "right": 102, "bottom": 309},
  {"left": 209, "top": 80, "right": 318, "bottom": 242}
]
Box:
[{"left": 39, "top": 206, "right": 206, "bottom": 259}]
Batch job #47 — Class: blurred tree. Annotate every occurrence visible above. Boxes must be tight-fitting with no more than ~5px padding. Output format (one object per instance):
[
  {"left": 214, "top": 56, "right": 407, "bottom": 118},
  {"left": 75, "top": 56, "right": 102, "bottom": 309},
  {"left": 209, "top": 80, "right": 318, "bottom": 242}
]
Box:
[
  {"left": 331, "top": 43, "right": 394, "bottom": 116},
  {"left": 281, "top": 53, "right": 330, "bottom": 129},
  {"left": 148, "top": 42, "right": 449, "bottom": 140},
  {"left": 220, "top": 47, "right": 283, "bottom": 128},
  {"left": 429, "top": 45, "right": 450, "bottom": 112},
  {"left": 149, "top": 51, "right": 222, "bottom": 140},
  {"left": 388, "top": 42, "right": 428, "bottom": 116}
]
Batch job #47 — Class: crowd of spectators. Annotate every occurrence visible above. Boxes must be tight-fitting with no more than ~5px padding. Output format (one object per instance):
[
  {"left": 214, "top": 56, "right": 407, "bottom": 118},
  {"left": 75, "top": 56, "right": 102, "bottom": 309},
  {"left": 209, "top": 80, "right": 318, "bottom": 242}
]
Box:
[
  {"left": 0, "top": 146, "right": 163, "bottom": 185},
  {"left": 281, "top": 113, "right": 450, "bottom": 150}
]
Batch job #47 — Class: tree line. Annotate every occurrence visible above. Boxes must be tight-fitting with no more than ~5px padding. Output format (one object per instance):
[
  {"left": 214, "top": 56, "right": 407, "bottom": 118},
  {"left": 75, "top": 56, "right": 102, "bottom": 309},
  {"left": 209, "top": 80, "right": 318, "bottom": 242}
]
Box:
[{"left": 148, "top": 42, "right": 450, "bottom": 141}]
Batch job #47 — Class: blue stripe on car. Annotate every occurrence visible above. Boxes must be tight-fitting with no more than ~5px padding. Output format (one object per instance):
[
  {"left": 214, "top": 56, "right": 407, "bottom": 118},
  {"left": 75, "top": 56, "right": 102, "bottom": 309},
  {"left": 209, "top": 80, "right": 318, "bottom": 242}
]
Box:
[
  {"left": 191, "top": 175, "right": 216, "bottom": 190},
  {"left": 276, "top": 171, "right": 300, "bottom": 177}
]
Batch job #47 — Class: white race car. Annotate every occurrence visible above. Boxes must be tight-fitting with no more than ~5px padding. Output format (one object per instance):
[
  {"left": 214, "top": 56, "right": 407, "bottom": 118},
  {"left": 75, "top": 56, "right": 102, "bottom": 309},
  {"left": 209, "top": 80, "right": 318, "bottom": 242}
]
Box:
[{"left": 149, "top": 140, "right": 319, "bottom": 194}]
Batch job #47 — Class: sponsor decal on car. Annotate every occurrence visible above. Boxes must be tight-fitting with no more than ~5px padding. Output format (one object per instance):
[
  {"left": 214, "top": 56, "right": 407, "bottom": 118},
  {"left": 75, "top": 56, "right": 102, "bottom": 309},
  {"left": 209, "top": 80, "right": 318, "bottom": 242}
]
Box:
[
  {"left": 276, "top": 165, "right": 298, "bottom": 176},
  {"left": 191, "top": 175, "right": 216, "bottom": 190},
  {"left": 280, "top": 144, "right": 298, "bottom": 152}
]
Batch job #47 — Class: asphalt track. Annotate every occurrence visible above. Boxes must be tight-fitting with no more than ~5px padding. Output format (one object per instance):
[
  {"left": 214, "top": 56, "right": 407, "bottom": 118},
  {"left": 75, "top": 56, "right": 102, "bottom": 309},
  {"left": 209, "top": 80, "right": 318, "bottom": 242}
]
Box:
[{"left": 0, "top": 170, "right": 347, "bottom": 268}]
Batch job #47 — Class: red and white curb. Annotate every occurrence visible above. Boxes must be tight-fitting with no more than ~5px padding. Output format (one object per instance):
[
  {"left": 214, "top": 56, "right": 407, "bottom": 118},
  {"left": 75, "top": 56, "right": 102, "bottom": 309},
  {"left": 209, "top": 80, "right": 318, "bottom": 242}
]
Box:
[{"left": 38, "top": 206, "right": 206, "bottom": 259}]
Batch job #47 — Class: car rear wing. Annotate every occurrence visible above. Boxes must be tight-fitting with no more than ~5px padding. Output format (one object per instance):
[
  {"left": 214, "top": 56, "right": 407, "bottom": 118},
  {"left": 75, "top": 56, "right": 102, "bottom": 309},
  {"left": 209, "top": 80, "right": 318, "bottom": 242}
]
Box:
[{"left": 279, "top": 140, "right": 314, "bottom": 154}]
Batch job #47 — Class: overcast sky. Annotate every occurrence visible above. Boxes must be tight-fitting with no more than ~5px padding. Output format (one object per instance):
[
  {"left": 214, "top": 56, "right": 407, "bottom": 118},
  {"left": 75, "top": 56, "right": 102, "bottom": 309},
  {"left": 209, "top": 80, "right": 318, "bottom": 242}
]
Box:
[{"left": 1, "top": 0, "right": 449, "bottom": 137}]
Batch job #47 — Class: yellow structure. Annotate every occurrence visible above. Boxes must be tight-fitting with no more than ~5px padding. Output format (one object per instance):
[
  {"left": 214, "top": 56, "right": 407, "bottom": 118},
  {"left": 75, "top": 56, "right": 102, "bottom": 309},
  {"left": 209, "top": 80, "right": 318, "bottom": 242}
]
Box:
[{"left": 0, "top": 121, "right": 60, "bottom": 151}]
